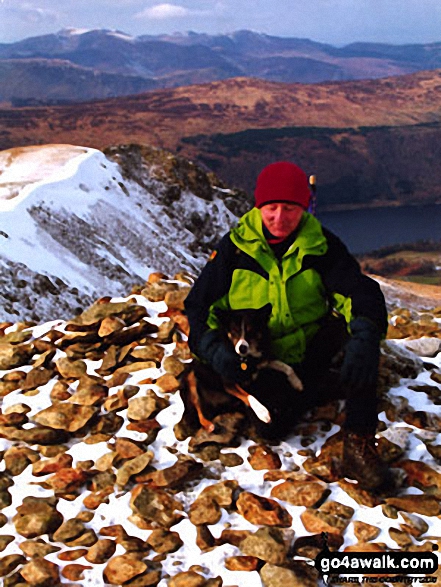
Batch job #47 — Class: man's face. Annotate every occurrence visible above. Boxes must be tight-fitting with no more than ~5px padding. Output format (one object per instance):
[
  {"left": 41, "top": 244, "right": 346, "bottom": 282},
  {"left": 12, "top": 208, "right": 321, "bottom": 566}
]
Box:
[{"left": 260, "top": 202, "right": 304, "bottom": 238}]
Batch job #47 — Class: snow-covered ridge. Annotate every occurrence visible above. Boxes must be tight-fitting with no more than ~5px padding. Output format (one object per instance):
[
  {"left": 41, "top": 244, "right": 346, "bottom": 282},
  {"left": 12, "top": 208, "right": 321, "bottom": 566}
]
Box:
[{"left": 0, "top": 143, "right": 242, "bottom": 323}]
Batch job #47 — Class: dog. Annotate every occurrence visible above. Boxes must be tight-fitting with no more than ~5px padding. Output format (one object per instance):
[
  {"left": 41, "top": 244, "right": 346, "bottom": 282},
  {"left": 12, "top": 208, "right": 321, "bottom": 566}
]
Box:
[{"left": 180, "top": 304, "right": 303, "bottom": 433}]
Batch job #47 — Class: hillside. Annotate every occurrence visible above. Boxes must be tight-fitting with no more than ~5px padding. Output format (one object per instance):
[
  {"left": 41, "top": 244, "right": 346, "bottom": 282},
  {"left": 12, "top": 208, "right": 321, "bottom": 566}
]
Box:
[{"left": 1, "top": 72, "right": 441, "bottom": 207}]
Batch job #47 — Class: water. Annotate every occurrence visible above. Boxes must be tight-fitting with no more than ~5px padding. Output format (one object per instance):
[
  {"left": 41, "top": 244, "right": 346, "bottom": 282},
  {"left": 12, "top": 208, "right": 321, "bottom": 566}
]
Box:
[{"left": 317, "top": 204, "right": 441, "bottom": 254}]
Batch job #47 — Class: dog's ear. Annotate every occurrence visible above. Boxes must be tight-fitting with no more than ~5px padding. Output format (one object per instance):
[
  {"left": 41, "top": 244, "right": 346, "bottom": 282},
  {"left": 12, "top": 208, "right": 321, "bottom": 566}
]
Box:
[
  {"left": 213, "top": 306, "right": 231, "bottom": 324},
  {"left": 258, "top": 303, "right": 273, "bottom": 321}
]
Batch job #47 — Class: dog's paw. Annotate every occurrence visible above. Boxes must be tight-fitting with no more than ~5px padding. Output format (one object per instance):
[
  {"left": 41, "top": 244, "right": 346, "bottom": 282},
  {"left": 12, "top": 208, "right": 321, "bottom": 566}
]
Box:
[{"left": 248, "top": 395, "right": 272, "bottom": 424}]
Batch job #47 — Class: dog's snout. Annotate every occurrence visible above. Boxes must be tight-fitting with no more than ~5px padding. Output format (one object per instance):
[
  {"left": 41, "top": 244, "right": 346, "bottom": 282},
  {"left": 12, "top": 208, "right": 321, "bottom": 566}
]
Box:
[{"left": 235, "top": 339, "right": 250, "bottom": 357}]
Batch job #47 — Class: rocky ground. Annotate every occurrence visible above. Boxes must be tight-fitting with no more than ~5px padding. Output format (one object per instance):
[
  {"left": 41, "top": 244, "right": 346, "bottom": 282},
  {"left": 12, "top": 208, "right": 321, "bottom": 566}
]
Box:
[{"left": 1, "top": 274, "right": 441, "bottom": 587}]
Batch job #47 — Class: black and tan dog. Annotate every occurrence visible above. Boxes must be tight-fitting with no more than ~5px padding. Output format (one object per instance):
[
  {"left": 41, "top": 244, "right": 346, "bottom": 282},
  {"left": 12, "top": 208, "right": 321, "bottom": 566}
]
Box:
[{"left": 180, "top": 304, "right": 303, "bottom": 433}]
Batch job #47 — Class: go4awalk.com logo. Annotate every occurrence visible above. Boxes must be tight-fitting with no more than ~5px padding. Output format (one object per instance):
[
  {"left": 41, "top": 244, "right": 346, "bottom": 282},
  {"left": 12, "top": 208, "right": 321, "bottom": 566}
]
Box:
[{"left": 315, "top": 551, "right": 438, "bottom": 584}]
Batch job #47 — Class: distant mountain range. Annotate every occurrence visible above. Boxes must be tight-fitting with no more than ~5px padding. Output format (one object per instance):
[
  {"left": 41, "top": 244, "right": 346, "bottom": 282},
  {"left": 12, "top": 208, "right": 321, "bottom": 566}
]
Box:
[{"left": 1, "top": 28, "right": 441, "bottom": 103}]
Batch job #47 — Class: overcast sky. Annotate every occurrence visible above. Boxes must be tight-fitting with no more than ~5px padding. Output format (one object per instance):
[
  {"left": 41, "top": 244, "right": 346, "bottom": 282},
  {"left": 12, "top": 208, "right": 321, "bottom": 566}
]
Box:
[{"left": 0, "top": 0, "right": 440, "bottom": 46}]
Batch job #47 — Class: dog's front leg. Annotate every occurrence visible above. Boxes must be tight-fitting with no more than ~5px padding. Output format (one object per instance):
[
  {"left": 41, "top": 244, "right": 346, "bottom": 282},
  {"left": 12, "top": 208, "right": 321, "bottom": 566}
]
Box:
[
  {"left": 258, "top": 360, "right": 303, "bottom": 391},
  {"left": 186, "top": 371, "right": 215, "bottom": 432},
  {"left": 224, "top": 384, "right": 272, "bottom": 424}
]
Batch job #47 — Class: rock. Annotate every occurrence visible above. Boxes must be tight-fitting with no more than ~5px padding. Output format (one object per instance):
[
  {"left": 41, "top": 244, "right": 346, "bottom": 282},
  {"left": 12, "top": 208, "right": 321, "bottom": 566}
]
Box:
[
  {"left": 19, "top": 539, "right": 60, "bottom": 558},
  {"left": 353, "top": 521, "right": 381, "bottom": 542},
  {"left": 127, "top": 391, "right": 169, "bottom": 421},
  {"left": 103, "top": 554, "right": 147, "bottom": 585},
  {"left": 33, "top": 403, "right": 97, "bottom": 432},
  {"left": 0, "top": 536, "right": 14, "bottom": 552},
  {"left": 130, "top": 485, "right": 184, "bottom": 528},
  {"left": 98, "top": 316, "right": 126, "bottom": 337},
  {"left": 21, "top": 366, "right": 54, "bottom": 391},
  {"left": 189, "top": 497, "right": 222, "bottom": 526},
  {"left": 219, "top": 452, "right": 243, "bottom": 467},
  {"left": 62, "top": 563, "right": 93, "bottom": 581},
  {"left": 195, "top": 525, "right": 216, "bottom": 551},
  {"left": 146, "top": 529, "right": 183, "bottom": 554},
  {"left": 400, "top": 512, "right": 429, "bottom": 538},
  {"left": 162, "top": 356, "right": 186, "bottom": 377},
  {"left": 44, "top": 466, "right": 89, "bottom": 494},
  {"left": 114, "top": 437, "right": 145, "bottom": 460},
  {"left": 386, "top": 495, "right": 440, "bottom": 516},
  {"left": 302, "top": 432, "right": 343, "bottom": 482},
  {"left": 389, "top": 527, "right": 413, "bottom": 548},
  {"left": 52, "top": 519, "right": 86, "bottom": 543},
  {"left": 300, "top": 501, "right": 354, "bottom": 535},
  {"left": 0, "top": 554, "right": 27, "bottom": 577},
  {"left": 20, "top": 557, "right": 60, "bottom": 586},
  {"left": 199, "top": 480, "right": 238, "bottom": 508},
  {"left": 56, "top": 357, "right": 88, "bottom": 378},
  {"left": 67, "top": 383, "right": 108, "bottom": 406},
  {"left": 130, "top": 344, "right": 165, "bottom": 363},
  {"left": 248, "top": 445, "right": 282, "bottom": 470},
  {"left": 156, "top": 373, "right": 180, "bottom": 393},
  {"left": 189, "top": 412, "right": 244, "bottom": 450},
  {"left": 136, "top": 455, "right": 203, "bottom": 488},
  {"left": 116, "top": 451, "right": 154, "bottom": 488},
  {"left": 337, "top": 480, "right": 383, "bottom": 508},
  {"left": 270, "top": 480, "right": 327, "bottom": 507},
  {"left": 397, "top": 459, "right": 441, "bottom": 496},
  {"left": 4, "top": 446, "right": 40, "bottom": 476},
  {"left": 260, "top": 561, "right": 319, "bottom": 587},
  {"left": 0, "top": 343, "right": 33, "bottom": 369},
  {"left": 240, "top": 527, "right": 290, "bottom": 565},
  {"left": 292, "top": 533, "right": 343, "bottom": 559},
  {"left": 236, "top": 491, "right": 292, "bottom": 527},
  {"left": 404, "top": 337, "right": 441, "bottom": 357},
  {"left": 85, "top": 539, "right": 117, "bottom": 563},
  {"left": 13, "top": 496, "right": 63, "bottom": 538},
  {"left": 32, "top": 452, "right": 73, "bottom": 476},
  {"left": 218, "top": 529, "right": 251, "bottom": 547},
  {"left": 167, "top": 570, "right": 207, "bottom": 586},
  {"left": 225, "top": 555, "right": 261, "bottom": 571}
]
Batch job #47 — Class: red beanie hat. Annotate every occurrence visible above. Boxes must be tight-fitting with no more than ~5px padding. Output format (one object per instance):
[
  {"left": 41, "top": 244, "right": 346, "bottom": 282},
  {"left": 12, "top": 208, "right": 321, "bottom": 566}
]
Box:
[{"left": 254, "top": 161, "right": 311, "bottom": 209}]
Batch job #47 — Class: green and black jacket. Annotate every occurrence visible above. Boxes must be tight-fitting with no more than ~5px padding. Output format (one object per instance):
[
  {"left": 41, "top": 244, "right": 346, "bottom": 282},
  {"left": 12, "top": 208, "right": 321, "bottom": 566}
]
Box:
[{"left": 185, "top": 208, "right": 387, "bottom": 365}]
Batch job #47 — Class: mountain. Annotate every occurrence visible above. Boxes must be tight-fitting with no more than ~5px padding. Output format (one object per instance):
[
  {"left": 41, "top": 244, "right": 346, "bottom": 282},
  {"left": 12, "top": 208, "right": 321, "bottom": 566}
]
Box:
[
  {"left": 2, "top": 29, "right": 441, "bottom": 103},
  {"left": 0, "top": 143, "right": 247, "bottom": 323},
  {"left": 1, "top": 71, "right": 441, "bottom": 208}
]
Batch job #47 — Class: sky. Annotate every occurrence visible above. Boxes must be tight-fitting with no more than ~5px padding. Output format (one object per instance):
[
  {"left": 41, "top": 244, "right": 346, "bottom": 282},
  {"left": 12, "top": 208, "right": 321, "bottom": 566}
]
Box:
[{"left": 0, "top": 0, "right": 440, "bottom": 46}]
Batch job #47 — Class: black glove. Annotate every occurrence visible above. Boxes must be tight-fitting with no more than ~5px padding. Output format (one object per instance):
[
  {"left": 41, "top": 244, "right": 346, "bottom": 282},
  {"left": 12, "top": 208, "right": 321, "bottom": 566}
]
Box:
[
  {"left": 340, "top": 317, "right": 381, "bottom": 391},
  {"left": 197, "top": 329, "right": 257, "bottom": 384}
]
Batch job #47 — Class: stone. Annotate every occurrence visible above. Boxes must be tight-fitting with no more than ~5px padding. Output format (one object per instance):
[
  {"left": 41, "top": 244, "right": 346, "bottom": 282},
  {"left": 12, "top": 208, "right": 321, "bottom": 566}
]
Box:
[
  {"left": 32, "top": 452, "right": 73, "bottom": 476},
  {"left": 19, "top": 539, "right": 60, "bottom": 558},
  {"left": 85, "top": 539, "right": 117, "bottom": 564},
  {"left": 4, "top": 446, "right": 40, "bottom": 476},
  {"left": 195, "top": 525, "right": 216, "bottom": 551},
  {"left": 248, "top": 445, "right": 282, "bottom": 470},
  {"left": 260, "top": 561, "right": 319, "bottom": 587},
  {"left": 386, "top": 495, "right": 440, "bottom": 516},
  {"left": 20, "top": 366, "right": 54, "bottom": 391},
  {"left": 44, "top": 467, "right": 89, "bottom": 494},
  {"left": 225, "top": 555, "right": 261, "bottom": 572},
  {"left": 136, "top": 455, "right": 203, "bottom": 488},
  {"left": 400, "top": 512, "right": 429, "bottom": 538},
  {"left": 397, "top": 459, "right": 441, "bottom": 496},
  {"left": 353, "top": 521, "right": 381, "bottom": 542},
  {"left": 67, "top": 383, "right": 108, "bottom": 406},
  {"left": 98, "top": 316, "right": 126, "bottom": 337},
  {"left": 13, "top": 496, "right": 63, "bottom": 538},
  {"left": 240, "top": 527, "right": 290, "bottom": 565},
  {"left": 0, "top": 343, "right": 33, "bottom": 369},
  {"left": 219, "top": 452, "right": 243, "bottom": 467},
  {"left": 116, "top": 451, "right": 154, "bottom": 487},
  {"left": 156, "top": 373, "right": 180, "bottom": 393},
  {"left": 62, "top": 563, "right": 93, "bottom": 581},
  {"left": 0, "top": 536, "right": 14, "bottom": 552},
  {"left": 188, "top": 412, "right": 244, "bottom": 450},
  {"left": 218, "top": 529, "right": 251, "bottom": 548},
  {"left": 56, "top": 357, "right": 88, "bottom": 378},
  {"left": 146, "top": 529, "right": 183, "bottom": 554},
  {"left": 337, "top": 480, "right": 383, "bottom": 508},
  {"left": 162, "top": 356, "right": 186, "bottom": 377},
  {"left": 167, "top": 570, "right": 207, "bottom": 587},
  {"left": 389, "top": 528, "right": 413, "bottom": 548},
  {"left": 33, "top": 403, "right": 97, "bottom": 432},
  {"left": 53, "top": 519, "right": 86, "bottom": 543},
  {"left": 130, "top": 485, "right": 184, "bottom": 529},
  {"left": 236, "top": 491, "right": 292, "bottom": 527},
  {"left": 127, "top": 391, "right": 169, "bottom": 421},
  {"left": 20, "top": 557, "right": 60, "bottom": 586},
  {"left": 103, "top": 554, "right": 147, "bottom": 584},
  {"left": 300, "top": 501, "right": 354, "bottom": 535},
  {"left": 114, "top": 437, "right": 145, "bottom": 460},
  {"left": 189, "top": 497, "right": 222, "bottom": 526},
  {"left": 404, "top": 337, "right": 441, "bottom": 357},
  {"left": 0, "top": 554, "right": 27, "bottom": 577},
  {"left": 292, "top": 533, "right": 343, "bottom": 559},
  {"left": 199, "top": 480, "right": 239, "bottom": 509},
  {"left": 270, "top": 480, "right": 327, "bottom": 507},
  {"left": 130, "top": 344, "right": 165, "bottom": 363}
]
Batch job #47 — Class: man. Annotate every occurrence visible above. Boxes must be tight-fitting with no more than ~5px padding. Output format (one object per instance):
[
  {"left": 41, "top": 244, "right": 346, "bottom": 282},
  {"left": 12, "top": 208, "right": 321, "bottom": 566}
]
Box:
[{"left": 184, "top": 161, "right": 390, "bottom": 491}]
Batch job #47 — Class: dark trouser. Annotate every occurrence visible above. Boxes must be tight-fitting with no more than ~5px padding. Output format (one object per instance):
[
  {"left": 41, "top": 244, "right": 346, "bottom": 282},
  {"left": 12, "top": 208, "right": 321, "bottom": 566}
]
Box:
[{"left": 250, "top": 315, "right": 379, "bottom": 439}]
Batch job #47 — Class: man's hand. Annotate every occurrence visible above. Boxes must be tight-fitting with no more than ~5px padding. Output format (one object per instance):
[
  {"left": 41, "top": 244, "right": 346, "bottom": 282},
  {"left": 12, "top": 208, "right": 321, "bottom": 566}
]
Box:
[
  {"left": 198, "top": 329, "right": 257, "bottom": 383},
  {"left": 340, "top": 317, "right": 381, "bottom": 391}
]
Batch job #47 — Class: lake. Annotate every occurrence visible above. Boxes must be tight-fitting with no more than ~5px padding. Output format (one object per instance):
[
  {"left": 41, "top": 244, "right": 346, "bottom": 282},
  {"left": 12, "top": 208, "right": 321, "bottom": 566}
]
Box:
[{"left": 317, "top": 204, "right": 441, "bottom": 255}]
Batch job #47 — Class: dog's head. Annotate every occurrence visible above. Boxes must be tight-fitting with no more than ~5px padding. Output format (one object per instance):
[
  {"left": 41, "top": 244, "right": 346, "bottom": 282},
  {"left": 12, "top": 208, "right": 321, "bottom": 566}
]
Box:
[{"left": 214, "top": 303, "right": 272, "bottom": 359}]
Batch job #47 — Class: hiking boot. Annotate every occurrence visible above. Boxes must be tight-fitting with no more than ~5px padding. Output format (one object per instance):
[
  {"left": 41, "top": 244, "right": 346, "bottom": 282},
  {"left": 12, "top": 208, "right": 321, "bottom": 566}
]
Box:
[{"left": 342, "top": 431, "right": 392, "bottom": 491}]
